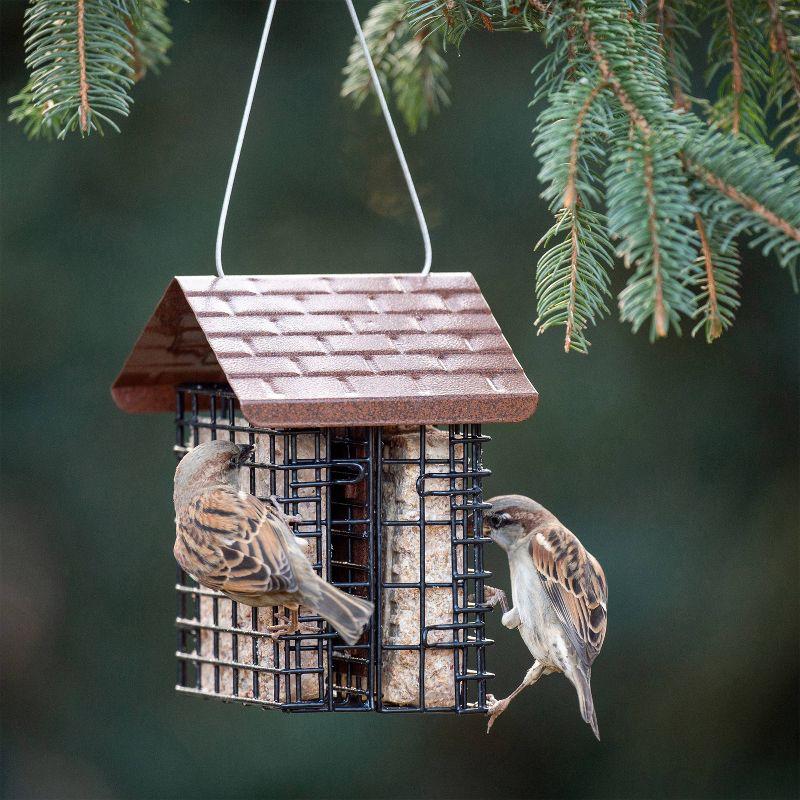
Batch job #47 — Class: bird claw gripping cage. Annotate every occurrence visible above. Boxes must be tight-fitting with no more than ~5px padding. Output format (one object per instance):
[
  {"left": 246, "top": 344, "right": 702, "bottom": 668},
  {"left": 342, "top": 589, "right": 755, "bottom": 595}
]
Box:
[{"left": 113, "top": 273, "right": 538, "bottom": 714}]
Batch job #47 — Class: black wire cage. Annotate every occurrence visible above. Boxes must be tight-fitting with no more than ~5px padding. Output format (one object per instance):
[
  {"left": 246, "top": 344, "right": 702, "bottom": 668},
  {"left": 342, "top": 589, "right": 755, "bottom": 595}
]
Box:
[
  {"left": 174, "top": 383, "right": 494, "bottom": 713},
  {"left": 111, "top": 272, "right": 539, "bottom": 716}
]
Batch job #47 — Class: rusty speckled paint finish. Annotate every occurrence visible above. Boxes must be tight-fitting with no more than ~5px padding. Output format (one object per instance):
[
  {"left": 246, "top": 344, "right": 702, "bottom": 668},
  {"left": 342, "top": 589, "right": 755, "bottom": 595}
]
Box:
[{"left": 111, "top": 273, "right": 538, "bottom": 427}]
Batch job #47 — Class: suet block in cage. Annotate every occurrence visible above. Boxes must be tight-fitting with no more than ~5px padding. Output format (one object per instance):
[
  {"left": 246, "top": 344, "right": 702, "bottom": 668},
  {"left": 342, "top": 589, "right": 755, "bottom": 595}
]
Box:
[{"left": 113, "top": 273, "right": 538, "bottom": 713}]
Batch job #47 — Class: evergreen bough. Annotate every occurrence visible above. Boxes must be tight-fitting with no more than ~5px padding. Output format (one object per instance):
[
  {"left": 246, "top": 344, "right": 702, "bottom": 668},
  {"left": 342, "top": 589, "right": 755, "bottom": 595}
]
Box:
[
  {"left": 10, "top": 0, "right": 170, "bottom": 138},
  {"left": 9, "top": 0, "right": 800, "bottom": 352}
]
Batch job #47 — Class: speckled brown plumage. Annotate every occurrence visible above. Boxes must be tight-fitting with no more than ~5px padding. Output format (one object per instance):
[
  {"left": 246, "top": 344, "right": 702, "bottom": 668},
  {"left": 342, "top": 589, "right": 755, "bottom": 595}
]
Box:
[
  {"left": 529, "top": 523, "right": 608, "bottom": 668},
  {"left": 483, "top": 494, "right": 607, "bottom": 739},
  {"left": 175, "top": 486, "right": 300, "bottom": 606},
  {"left": 173, "top": 440, "right": 373, "bottom": 645}
]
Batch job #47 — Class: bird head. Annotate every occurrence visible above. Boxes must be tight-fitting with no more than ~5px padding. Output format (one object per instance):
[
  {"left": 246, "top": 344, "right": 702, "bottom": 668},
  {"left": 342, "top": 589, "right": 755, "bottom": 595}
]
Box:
[
  {"left": 484, "top": 494, "right": 553, "bottom": 552},
  {"left": 174, "top": 440, "right": 254, "bottom": 504}
]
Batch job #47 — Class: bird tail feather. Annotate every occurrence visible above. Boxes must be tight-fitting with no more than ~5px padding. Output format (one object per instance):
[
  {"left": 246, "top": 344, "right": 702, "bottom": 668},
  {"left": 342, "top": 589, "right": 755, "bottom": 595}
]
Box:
[
  {"left": 312, "top": 579, "right": 374, "bottom": 646},
  {"left": 572, "top": 668, "right": 600, "bottom": 741}
]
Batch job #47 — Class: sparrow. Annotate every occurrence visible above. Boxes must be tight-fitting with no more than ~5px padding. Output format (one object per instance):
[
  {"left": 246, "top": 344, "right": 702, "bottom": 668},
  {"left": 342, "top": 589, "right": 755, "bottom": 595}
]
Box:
[
  {"left": 173, "top": 439, "right": 374, "bottom": 645},
  {"left": 483, "top": 494, "right": 607, "bottom": 739}
]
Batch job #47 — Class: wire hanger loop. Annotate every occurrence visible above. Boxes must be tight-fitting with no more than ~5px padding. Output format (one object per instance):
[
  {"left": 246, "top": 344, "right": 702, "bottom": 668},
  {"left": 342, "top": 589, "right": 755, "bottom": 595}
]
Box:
[{"left": 215, "top": 0, "right": 432, "bottom": 278}]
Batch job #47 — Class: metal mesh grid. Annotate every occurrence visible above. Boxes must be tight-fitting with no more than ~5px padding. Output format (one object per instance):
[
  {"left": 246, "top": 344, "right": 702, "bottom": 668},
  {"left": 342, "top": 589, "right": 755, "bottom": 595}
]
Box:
[
  {"left": 174, "top": 383, "right": 493, "bottom": 713},
  {"left": 376, "top": 425, "right": 492, "bottom": 712}
]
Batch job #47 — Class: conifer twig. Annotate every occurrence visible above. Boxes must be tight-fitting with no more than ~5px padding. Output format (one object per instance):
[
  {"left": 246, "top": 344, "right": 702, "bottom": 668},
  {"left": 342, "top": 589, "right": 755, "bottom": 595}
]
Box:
[
  {"left": 342, "top": 0, "right": 449, "bottom": 133},
  {"left": 643, "top": 147, "right": 668, "bottom": 337},
  {"left": 656, "top": 0, "right": 690, "bottom": 110},
  {"left": 768, "top": 0, "right": 800, "bottom": 103},
  {"left": 694, "top": 212, "right": 722, "bottom": 340},
  {"left": 564, "top": 207, "right": 581, "bottom": 352},
  {"left": 579, "top": 7, "right": 651, "bottom": 136},
  {"left": 564, "top": 81, "right": 606, "bottom": 209},
  {"left": 684, "top": 158, "right": 800, "bottom": 242},
  {"left": 127, "top": 19, "right": 146, "bottom": 82},
  {"left": 77, "top": 0, "right": 90, "bottom": 133},
  {"left": 724, "top": 0, "right": 743, "bottom": 135}
]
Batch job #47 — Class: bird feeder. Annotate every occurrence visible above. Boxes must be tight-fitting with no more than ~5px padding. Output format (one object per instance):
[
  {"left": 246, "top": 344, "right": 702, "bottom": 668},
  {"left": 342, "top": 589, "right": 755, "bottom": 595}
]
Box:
[{"left": 112, "top": 272, "right": 538, "bottom": 713}]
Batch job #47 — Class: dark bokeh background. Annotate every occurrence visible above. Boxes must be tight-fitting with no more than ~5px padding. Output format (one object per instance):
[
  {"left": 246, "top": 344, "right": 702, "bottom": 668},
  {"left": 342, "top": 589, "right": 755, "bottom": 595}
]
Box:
[{"left": 1, "top": 2, "right": 798, "bottom": 798}]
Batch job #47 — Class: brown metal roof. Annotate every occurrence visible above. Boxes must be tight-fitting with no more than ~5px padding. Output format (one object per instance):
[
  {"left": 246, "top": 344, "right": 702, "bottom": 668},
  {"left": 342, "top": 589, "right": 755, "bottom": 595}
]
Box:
[{"left": 111, "top": 273, "right": 538, "bottom": 427}]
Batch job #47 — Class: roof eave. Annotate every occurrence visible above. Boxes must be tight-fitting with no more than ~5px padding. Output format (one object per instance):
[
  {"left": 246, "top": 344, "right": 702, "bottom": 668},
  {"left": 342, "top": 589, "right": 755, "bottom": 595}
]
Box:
[{"left": 240, "top": 391, "right": 539, "bottom": 428}]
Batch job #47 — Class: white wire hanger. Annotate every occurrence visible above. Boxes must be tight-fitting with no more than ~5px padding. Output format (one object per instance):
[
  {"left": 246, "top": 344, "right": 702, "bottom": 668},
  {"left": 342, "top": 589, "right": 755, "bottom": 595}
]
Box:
[{"left": 214, "top": 0, "right": 432, "bottom": 278}]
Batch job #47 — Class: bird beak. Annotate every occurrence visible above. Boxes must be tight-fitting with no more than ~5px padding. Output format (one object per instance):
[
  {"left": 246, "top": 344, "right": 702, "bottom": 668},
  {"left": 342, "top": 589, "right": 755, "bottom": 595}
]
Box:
[{"left": 235, "top": 443, "right": 255, "bottom": 466}]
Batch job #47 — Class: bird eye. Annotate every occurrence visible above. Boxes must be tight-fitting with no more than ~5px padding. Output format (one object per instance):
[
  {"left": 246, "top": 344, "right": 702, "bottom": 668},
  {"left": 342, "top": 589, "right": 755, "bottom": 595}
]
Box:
[{"left": 488, "top": 513, "right": 512, "bottom": 528}]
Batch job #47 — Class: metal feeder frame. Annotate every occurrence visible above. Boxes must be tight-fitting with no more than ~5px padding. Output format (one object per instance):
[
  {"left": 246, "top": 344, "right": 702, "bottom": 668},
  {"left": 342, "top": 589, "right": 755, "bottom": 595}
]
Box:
[{"left": 174, "top": 383, "right": 494, "bottom": 713}]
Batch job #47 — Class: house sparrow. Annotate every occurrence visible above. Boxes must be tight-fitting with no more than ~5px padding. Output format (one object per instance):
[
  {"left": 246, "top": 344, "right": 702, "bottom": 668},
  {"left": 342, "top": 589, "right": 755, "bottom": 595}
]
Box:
[
  {"left": 173, "top": 439, "right": 374, "bottom": 645},
  {"left": 484, "top": 495, "right": 607, "bottom": 739}
]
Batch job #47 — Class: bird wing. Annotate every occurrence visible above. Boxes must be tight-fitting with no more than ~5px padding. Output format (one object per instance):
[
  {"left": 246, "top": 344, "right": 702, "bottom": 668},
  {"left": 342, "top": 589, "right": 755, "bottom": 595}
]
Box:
[
  {"left": 176, "top": 486, "right": 299, "bottom": 597},
  {"left": 529, "top": 525, "right": 607, "bottom": 666}
]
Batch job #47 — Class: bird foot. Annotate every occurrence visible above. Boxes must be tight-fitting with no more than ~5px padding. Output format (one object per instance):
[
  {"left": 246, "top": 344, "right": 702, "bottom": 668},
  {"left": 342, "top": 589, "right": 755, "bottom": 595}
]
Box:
[
  {"left": 266, "top": 616, "right": 301, "bottom": 641},
  {"left": 266, "top": 495, "right": 285, "bottom": 514},
  {"left": 266, "top": 495, "right": 303, "bottom": 526},
  {"left": 484, "top": 585, "right": 509, "bottom": 614},
  {"left": 485, "top": 693, "right": 510, "bottom": 734}
]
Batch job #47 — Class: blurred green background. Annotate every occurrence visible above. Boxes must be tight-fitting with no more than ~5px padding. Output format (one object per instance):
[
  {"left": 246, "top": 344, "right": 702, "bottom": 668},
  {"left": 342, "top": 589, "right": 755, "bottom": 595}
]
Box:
[{"left": 1, "top": 2, "right": 798, "bottom": 798}]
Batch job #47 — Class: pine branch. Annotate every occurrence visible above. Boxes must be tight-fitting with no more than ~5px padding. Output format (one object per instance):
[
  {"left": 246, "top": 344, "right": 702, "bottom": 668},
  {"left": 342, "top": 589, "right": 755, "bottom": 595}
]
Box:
[
  {"left": 342, "top": 0, "right": 450, "bottom": 133},
  {"left": 724, "top": 0, "right": 743, "bottom": 135},
  {"left": 563, "top": 213, "right": 583, "bottom": 350},
  {"left": 9, "top": 0, "right": 171, "bottom": 139},
  {"left": 767, "top": 0, "right": 800, "bottom": 153},
  {"left": 691, "top": 209, "right": 741, "bottom": 342},
  {"left": 608, "top": 131, "right": 697, "bottom": 338},
  {"left": 651, "top": 3, "right": 728, "bottom": 339},
  {"left": 535, "top": 70, "right": 611, "bottom": 209},
  {"left": 576, "top": 2, "right": 800, "bottom": 323},
  {"left": 642, "top": 147, "right": 668, "bottom": 335},
  {"left": 579, "top": 7, "right": 652, "bottom": 137},
  {"left": 343, "top": 0, "right": 406, "bottom": 105},
  {"left": 685, "top": 158, "right": 800, "bottom": 244},
  {"left": 652, "top": 0, "right": 696, "bottom": 111},
  {"left": 533, "top": 32, "right": 615, "bottom": 353},
  {"left": 391, "top": 34, "right": 451, "bottom": 132},
  {"left": 694, "top": 212, "right": 722, "bottom": 340},
  {"left": 577, "top": 1, "right": 698, "bottom": 338},
  {"left": 704, "top": 0, "right": 770, "bottom": 144},
  {"left": 77, "top": 0, "right": 90, "bottom": 131},
  {"left": 768, "top": 0, "right": 800, "bottom": 106},
  {"left": 531, "top": 4, "right": 579, "bottom": 105},
  {"left": 563, "top": 81, "right": 607, "bottom": 209},
  {"left": 530, "top": 5, "right": 618, "bottom": 353},
  {"left": 682, "top": 127, "right": 800, "bottom": 285},
  {"left": 656, "top": 0, "right": 740, "bottom": 344},
  {"left": 24, "top": 0, "right": 135, "bottom": 137},
  {"left": 130, "top": 0, "right": 171, "bottom": 82},
  {"left": 407, "top": 0, "right": 545, "bottom": 46},
  {"left": 362, "top": 0, "right": 799, "bottom": 347},
  {"left": 535, "top": 205, "right": 614, "bottom": 354}
]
